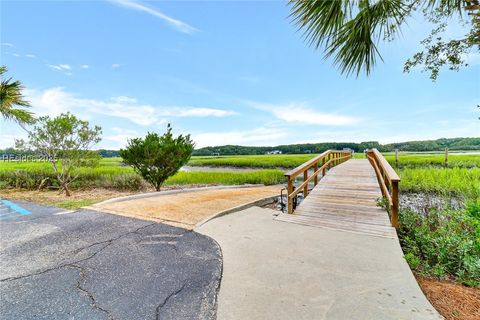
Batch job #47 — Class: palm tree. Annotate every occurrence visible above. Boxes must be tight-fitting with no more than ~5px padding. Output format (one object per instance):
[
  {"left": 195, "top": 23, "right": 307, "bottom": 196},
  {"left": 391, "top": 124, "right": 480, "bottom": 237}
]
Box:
[
  {"left": 0, "top": 65, "right": 35, "bottom": 125},
  {"left": 288, "top": 0, "right": 475, "bottom": 77}
]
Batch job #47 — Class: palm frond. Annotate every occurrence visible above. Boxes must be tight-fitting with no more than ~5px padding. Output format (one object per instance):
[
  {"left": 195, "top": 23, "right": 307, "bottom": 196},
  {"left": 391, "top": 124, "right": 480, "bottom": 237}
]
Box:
[
  {"left": 289, "top": 0, "right": 411, "bottom": 76},
  {"left": 0, "top": 65, "right": 36, "bottom": 125}
]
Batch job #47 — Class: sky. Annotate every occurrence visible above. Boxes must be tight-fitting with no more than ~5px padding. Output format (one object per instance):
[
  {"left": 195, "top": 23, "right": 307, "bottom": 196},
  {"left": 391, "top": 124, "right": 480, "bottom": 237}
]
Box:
[{"left": 0, "top": 0, "right": 479, "bottom": 150}]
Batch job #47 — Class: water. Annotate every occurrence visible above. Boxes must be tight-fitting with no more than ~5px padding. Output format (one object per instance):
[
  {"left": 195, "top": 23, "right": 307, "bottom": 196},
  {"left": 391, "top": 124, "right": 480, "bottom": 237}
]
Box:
[{"left": 180, "top": 166, "right": 261, "bottom": 172}]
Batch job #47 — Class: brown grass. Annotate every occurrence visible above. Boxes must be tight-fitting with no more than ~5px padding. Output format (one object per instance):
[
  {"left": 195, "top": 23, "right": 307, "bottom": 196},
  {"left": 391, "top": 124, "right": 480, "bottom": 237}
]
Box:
[{"left": 417, "top": 276, "right": 480, "bottom": 320}]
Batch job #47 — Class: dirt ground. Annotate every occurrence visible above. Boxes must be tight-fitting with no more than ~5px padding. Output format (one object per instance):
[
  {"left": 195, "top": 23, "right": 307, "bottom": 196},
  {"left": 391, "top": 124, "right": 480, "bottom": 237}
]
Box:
[
  {"left": 89, "top": 185, "right": 281, "bottom": 229},
  {"left": 417, "top": 276, "right": 480, "bottom": 320},
  {"left": 0, "top": 185, "right": 222, "bottom": 209},
  {"left": 0, "top": 188, "right": 137, "bottom": 209}
]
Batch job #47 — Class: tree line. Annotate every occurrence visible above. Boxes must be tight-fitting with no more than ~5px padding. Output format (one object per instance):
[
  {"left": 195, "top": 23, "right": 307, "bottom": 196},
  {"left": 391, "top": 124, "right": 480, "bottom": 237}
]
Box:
[
  {"left": 2, "top": 137, "right": 478, "bottom": 158},
  {"left": 192, "top": 138, "right": 480, "bottom": 156}
]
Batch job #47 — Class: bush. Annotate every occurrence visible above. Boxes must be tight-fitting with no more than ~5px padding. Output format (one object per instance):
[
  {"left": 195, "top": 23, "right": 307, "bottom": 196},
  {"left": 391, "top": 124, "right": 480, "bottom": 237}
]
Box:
[
  {"left": 120, "top": 125, "right": 194, "bottom": 191},
  {"left": 398, "top": 207, "right": 480, "bottom": 287}
]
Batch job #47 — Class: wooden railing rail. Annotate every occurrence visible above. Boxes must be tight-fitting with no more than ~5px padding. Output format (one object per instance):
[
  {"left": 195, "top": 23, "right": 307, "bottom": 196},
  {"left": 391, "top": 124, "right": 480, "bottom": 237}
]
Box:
[
  {"left": 366, "top": 148, "right": 401, "bottom": 228},
  {"left": 284, "top": 150, "right": 352, "bottom": 214}
]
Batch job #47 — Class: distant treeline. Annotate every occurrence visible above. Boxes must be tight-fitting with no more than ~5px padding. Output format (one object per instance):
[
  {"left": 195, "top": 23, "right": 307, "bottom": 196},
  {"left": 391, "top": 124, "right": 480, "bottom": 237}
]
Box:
[
  {"left": 0, "top": 138, "right": 478, "bottom": 158},
  {"left": 192, "top": 137, "right": 480, "bottom": 156}
]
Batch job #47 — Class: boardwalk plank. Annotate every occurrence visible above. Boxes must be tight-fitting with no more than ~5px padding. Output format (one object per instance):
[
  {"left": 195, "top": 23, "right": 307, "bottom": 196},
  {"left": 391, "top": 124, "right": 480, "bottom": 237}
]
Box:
[{"left": 275, "top": 159, "right": 396, "bottom": 238}]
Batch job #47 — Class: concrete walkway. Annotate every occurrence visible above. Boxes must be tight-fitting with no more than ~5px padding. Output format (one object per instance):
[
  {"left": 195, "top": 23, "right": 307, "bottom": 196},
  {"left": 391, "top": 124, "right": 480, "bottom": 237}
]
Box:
[{"left": 197, "top": 206, "right": 442, "bottom": 320}]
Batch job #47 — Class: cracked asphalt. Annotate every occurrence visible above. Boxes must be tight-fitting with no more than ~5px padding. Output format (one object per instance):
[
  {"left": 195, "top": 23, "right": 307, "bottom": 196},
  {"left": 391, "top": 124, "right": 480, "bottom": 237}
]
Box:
[{"left": 0, "top": 201, "right": 222, "bottom": 320}]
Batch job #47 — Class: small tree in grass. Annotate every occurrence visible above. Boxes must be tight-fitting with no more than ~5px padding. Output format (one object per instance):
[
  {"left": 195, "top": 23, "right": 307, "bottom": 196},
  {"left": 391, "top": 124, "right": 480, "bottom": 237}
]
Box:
[
  {"left": 27, "top": 112, "right": 102, "bottom": 196},
  {"left": 120, "top": 124, "right": 194, "bottom": 191}
]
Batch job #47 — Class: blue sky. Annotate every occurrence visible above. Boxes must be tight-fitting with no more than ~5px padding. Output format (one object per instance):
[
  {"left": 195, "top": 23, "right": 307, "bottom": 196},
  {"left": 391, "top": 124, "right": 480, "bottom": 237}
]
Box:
[{"left": 1, "top": 0, "right": 478, "bottom": 149}]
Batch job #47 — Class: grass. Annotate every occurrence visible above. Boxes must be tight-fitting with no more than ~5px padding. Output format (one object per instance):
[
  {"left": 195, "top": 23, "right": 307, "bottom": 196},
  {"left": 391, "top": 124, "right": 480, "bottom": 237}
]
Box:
[
  {"left": 0, "top": 157, "right": 285, "bottom": 190},
  {"left": 189, "top": 152, "right": 480, "bottom": 169},
  {"left": 386, "top": 154, "right": 480, "bottom": 169},
  {"left": 188, "top": 154, "right": 317, "bottom": 168},
  {"left": 1, "top": 152, "right": 478, "bottom": 194},
  {"left": 53, "top": 198, "right": 100, "bottom": 210},
  {"left": 164, "top": 170, "right": 285, "bottom": 186},
  {"left": 399, "top": 167, "right": 480, "bottom": 200}
]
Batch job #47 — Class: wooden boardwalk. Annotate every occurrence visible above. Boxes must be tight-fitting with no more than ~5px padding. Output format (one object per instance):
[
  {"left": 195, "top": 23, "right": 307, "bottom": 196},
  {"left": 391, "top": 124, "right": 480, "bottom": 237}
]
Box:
[{"left": 276, "top": 159, "right": 397, "bottom": 238}]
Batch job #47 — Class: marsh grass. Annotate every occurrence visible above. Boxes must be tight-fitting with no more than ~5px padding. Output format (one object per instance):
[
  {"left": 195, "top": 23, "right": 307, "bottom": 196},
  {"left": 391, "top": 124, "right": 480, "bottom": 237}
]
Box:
[
  {"left": 165, "top": 170, "right": 285, "bottom": 186},
  {"left": 188, "top": 154, "right": 317, "bottom": 168},
  {"left": 399, "top": 167, "right": 480, "bottom": 200},
  {"left": 0, "top": 152, "right": 478, "bottom": 194},
  {"left": 0, "top": 157, "right": 285, "bottom": 190},
  {"left": 189, "top": 152, "right": 480, "bottom": 169}
]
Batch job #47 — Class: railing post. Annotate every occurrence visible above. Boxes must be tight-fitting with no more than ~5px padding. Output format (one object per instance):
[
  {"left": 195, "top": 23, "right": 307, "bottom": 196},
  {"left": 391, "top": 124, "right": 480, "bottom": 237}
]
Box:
[
  {"left": 287, "top": 178, "right": 294, "bottom": 214},
  {"left": 391, "top": 180, "right": 399, "bottom": 229},
  {"left": 303, "top": 169, "right": 309, "bottom": 197},
  {"left": 313, "top": 163, "right": 318, "bottom": 186},
  {"left": 322, "top": 157, "right": 326, "bottom": 176},
  {"left": 445, "top": 147, "right": 448, "bottom": 167}
]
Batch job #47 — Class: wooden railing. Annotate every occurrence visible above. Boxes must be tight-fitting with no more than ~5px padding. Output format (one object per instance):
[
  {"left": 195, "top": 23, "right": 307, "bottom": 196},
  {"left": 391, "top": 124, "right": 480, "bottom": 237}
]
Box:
[
  {"left": 284, "top": 150, "right": 352, "bottom": 214},
  {"left": 367, "top": 148, "right": 401, "bottom": 229}
]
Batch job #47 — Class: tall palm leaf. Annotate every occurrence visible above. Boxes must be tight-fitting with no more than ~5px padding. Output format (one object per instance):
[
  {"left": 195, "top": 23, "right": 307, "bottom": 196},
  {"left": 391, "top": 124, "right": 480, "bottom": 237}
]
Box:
[
  {"left": 0, "top": 65, "right": 35, "bottom": 125},
  {"left": 289, "top": 0, "right": 467, "bottom": 77}
]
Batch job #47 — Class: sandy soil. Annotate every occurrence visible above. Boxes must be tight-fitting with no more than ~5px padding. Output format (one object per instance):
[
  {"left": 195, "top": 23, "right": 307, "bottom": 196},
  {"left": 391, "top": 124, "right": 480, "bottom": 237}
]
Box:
[
  {"left": 89, "top": 185, "right": 281, "bottom": 229},
  {"left": 0, "top": 188, "right": 137, "bottom": 208},
  {"left": 0, "top": 185, "right": 224, "bottom": 209},
  {"left": 417, "top": 276, "right": 480, "bottom": 320}
]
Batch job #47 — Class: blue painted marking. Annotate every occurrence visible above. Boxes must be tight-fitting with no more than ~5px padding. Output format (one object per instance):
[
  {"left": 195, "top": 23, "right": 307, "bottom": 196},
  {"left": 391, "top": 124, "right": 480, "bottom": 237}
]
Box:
[{"left": 1, "top": 200, "right": 31, "bottom": 216}]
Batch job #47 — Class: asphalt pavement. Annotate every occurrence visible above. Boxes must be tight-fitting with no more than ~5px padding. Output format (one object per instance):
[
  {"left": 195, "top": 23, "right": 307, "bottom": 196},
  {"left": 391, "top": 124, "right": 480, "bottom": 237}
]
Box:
[{"left": 0, "top": 200, "right": 222, "bottom": 320}]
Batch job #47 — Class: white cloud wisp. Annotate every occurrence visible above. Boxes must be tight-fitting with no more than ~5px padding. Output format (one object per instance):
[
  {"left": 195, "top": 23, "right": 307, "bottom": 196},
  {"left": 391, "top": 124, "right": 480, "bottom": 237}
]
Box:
[
  {"left": 25, "top": 87, "right": 237, "bottom": 126},
  {"left": 110, "top": 0, "right": 198, "bottom": 34}
]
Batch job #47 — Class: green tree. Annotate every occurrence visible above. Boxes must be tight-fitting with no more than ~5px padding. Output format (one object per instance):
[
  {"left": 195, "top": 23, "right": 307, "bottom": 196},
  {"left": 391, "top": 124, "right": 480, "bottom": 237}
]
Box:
[
  {"left": 27, "top": 112, "right": 102, "bottom": 196},
  {"left": 0, "top": 65, "right": 35, "bottom": 125},
  {"left": 120, "top": 124, "right": 195, "bottom": 191},
  {"left": 289, "top": 0, "right": 479, "bottom": 80}
]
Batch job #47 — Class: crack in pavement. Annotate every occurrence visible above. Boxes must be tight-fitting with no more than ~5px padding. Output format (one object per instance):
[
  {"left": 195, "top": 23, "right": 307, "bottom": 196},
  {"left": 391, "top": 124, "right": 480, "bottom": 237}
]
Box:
[
  {"left": 155, "top": 281, "right": 188, "bottom": 320},
  {"left": 0, "top": 223, "right": 156, "bottom": 282},
  {"left": 68, "top": 264, "right": 114, "bottom": 320}
]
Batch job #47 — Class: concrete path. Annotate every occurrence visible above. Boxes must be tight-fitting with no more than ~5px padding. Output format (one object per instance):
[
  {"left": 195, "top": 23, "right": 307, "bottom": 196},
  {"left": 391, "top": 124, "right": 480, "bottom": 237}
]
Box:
[
  {"left": 88, "top": 185, "right": 280, "bottom": 229},
  {"left": 197, "top": 206, "right": 442, "bottom": 320},
  {"left": 0, "top": 201, "right": 222, "bottom": 320}
]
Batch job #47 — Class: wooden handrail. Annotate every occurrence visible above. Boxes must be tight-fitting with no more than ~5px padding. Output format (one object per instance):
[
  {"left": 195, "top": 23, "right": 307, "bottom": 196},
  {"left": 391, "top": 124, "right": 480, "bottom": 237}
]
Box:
[
  {"left": 284, "top": 150, "right": 352, "bottom": 214},
  {"left": 366, "top": 148, "right": 401, "bottom": 229}
]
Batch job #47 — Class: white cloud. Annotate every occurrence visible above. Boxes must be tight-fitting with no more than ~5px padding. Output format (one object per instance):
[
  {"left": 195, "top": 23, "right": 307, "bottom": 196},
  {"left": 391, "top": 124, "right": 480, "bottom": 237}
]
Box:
[
  {"left": 12, "top": 53, "right": 20, "bottom": 57},
  {"left": 175, "top": 108, "right": 237, "bottom": 117},
  {"left": 0, "top": 133, "right": 27, "bottom": 149},
  {"left": 48, "top": 64, "right": 72, "bottom": 74},
  {"left": 112, "top": 64, "right": 120, "bottom": 68},
  {"left": 464, "top": 52, "right": 480, "bottom": 66},
  {"left": 103, "top": 127, "right": 141, "bottom": 149},
  {"left": 247, "top": 101, "right": 362, "bottom": 126},
  {"left": 25, "top": 54, "right": 36, "bottom": 58},
  {"left": 81, "top": 64, "right": 89, "bottom": 69},
  {"left": 1, "top": 42, "right": 14, "bottom": 47},
  {"left": 193, "top": 127, "right": 288, "bottom": 148},
  {"left": 110, "top": 0, "right": 198, "bottom": 34},
  {"left": 25, "top": 87, "right": 237, "bottom": 126}
]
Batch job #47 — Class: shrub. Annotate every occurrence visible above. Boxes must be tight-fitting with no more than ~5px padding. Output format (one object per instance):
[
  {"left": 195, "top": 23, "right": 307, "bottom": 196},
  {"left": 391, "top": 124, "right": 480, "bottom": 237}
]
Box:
[
  {"left": 398, "top": 207, "right": 480, "bottom": 287},
  {"left": 120, "top": 125, "right": 194, "bottom": 191}
]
